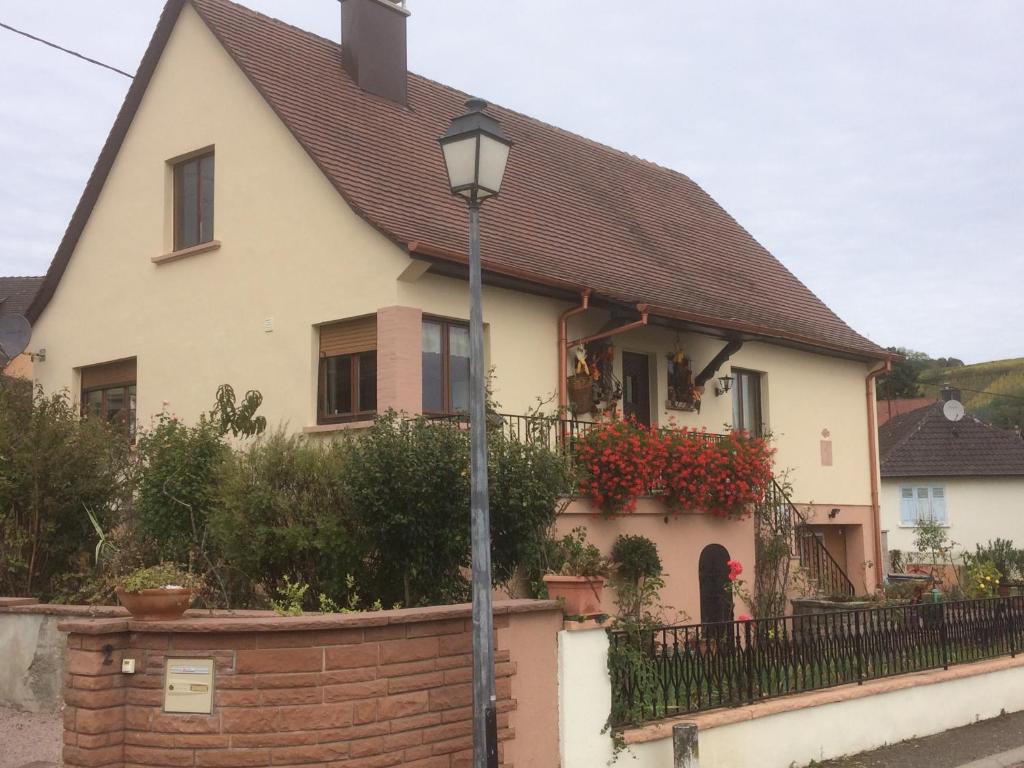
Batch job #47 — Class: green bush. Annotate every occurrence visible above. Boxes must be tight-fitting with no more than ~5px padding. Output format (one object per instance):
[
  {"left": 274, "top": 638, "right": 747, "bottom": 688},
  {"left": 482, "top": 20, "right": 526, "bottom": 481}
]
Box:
[
  {"left": 342, "top": 414, "right": 474, "bottom": 607},
  {"left": 210, "top": 431, "right": 356, "bottom": 608},
  {"left": 135, "top": 413, "right": 228, "bottom": 564},
  {"left": 488, "top": 432, "right": 572, "bottom": 589},
  {"left": 0, "top": 379, "right": 129, "bottom": 599},
  {"left": 610, "top": 535, "right": 663, "bottom": 582}
]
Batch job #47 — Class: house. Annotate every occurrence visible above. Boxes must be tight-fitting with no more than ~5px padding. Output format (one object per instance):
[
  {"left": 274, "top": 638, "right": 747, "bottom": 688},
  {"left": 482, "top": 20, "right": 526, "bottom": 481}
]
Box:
[
  {"left": 880, "top": 389, "right": 1024, "bottom": 560},
  {"left": 0, "top": 275, "right": 43, "bottom": 378},
  {"left": 25, "top": 0, "right": 892, "bottom": 616}
]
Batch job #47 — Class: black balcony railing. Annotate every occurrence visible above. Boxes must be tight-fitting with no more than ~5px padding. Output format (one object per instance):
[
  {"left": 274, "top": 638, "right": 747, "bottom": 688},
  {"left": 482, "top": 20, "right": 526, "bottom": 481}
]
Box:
[
  {"left": 609, "top": 596, "right": 1024, "bottom": 726},
  {"left": 426, "top": 412, "right": 727, "bottom": 455}
]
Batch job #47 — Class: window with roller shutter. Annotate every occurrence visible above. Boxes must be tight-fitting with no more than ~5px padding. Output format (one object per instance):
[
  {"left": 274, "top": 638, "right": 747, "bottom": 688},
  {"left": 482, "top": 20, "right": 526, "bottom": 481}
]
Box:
[
  {"left": 81, "top": 358, "right": 137, "bottom": 440},
  {"left": 318, "top": 316, "right": 377, "bottom": 423}
]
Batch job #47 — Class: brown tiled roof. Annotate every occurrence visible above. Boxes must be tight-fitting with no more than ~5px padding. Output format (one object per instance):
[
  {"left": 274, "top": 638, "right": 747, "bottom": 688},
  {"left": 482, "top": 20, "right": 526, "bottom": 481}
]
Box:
[
  {"left": 879, "top": 403, "right": 1024, "bottom": 477},
  {"left": 0, "top": 276, "right": 43, "bottom": 317},
  {"left": 30, "top": 0, "right": 889, "bottom": 361},
  {"left": 877, "top": 397, "right": 935, "bottom": 426}
]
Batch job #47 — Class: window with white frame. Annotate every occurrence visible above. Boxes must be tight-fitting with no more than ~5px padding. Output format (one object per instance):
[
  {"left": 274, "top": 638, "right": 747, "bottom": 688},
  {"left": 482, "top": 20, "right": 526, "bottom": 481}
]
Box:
[{"left": 899, "top": 485, "right": 948, "bottom": 526}]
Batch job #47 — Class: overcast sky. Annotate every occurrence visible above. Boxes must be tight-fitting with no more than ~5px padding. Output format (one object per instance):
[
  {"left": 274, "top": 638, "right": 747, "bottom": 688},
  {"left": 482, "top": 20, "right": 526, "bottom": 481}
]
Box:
[{"left": 1, "top": 1, "right": 1021, "bottom": 364}]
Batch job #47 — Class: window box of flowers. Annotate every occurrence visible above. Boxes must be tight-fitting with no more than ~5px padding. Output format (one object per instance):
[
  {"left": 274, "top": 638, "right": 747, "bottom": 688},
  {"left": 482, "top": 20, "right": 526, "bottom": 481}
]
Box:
[{"left": 116, "top": 563, "right": 202, "bottom": 621}]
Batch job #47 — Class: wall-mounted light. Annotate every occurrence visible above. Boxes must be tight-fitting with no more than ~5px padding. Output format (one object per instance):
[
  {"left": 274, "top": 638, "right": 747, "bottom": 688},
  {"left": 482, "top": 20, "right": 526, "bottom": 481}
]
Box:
[
  {"left": 715, "top": 374, "right": 734, "bottom": 397},
  {"left": 829, "top": 508, "right": 841, "bottom": 519}
]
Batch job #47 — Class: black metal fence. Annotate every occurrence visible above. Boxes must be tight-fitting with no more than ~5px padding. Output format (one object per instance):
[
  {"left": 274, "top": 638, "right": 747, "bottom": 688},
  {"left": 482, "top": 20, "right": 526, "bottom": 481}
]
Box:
[
  {"left": 609, "top": 596, "right": 1024, "bottom": 726},
  {"left": 427, "top": 412, "right": 726, "bottom": 455}
]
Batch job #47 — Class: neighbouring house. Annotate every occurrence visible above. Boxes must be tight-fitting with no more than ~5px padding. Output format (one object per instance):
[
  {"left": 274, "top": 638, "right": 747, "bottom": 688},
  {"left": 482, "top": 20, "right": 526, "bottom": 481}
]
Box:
[
  {"left": 881, "top": 388, "right": 1024, "bottom": 563},
  {"left": 25, "top": 0, "right": 893, "bottom": 618},
  {"left": 0, "top": 275, "right": 43, "bottom": 378}
]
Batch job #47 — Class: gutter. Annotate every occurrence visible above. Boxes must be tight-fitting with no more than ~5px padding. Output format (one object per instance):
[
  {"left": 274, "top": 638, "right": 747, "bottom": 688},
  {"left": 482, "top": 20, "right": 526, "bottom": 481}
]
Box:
[{"left": 866, "top": 359, "right": 892, "bottom": 590}]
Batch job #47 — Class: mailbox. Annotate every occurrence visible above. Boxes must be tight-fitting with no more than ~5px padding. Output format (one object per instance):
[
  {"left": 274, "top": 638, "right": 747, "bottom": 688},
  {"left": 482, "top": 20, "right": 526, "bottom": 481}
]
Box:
[{"left": 164, "top": 658, "right": 215, "bottom": 714}]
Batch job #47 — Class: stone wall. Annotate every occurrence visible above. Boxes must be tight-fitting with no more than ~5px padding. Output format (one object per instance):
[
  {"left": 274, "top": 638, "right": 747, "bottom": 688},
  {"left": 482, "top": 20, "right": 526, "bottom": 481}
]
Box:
[
  {"left": 59, "top": 600, "right": 561, "bottom": 768},
  {"left": 0, "top": 599, "right": 127, "bottom": 713}
]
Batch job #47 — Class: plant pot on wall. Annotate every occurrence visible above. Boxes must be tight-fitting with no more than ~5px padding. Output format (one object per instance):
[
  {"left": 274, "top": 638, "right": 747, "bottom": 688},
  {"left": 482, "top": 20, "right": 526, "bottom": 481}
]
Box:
[
  {"left": 543, "top": 574, "right": 606, "bottom": 617},
  {"left": 567, "top": 374, "right": 594, "bottom": 415},
  {"left": 115, "top": 587, "right": 194, "bottom": 621}
]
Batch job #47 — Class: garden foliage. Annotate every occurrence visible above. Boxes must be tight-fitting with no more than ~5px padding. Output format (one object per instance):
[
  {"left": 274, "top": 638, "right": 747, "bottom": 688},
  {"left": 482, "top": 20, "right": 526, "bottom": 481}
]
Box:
[{"left": 0, "top": 378, "right": 130, "bottom": 599}]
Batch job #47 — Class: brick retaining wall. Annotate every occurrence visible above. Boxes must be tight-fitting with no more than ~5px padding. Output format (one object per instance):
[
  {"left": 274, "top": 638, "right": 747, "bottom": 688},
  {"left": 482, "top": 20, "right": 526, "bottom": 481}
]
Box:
[{"left": 58, "top": 600, "right": 561, "bottom": 768}]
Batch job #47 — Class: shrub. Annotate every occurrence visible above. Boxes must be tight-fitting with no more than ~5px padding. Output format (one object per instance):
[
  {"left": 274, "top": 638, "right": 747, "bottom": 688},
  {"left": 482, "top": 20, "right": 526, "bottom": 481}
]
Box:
[
  {"left": 209, "top": 431, "right": 356, "bottom": 609},
  {"left": 0, "top": 380, "right": 130, "bottom": 599},
  {"left": 610, "top": 535, "right": 662, "bottom": 582},
  {"left": 135, "top": 413, "right": 228, "bottom": 564},
  {"left": 342, "top": 414, "right": 473, "bottom": 607},
  {"left": 488, "top": 432, "right": 573, "bottom": 589}
]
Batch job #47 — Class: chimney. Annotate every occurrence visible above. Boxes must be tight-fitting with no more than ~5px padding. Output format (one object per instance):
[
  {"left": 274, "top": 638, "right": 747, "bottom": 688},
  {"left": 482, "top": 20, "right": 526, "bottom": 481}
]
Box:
[
  {"left": 340, "top": 0, "right": 410, "bottom": 105},
  {"left": 941, "top": 384, "right": 961, "bottom": 402}
]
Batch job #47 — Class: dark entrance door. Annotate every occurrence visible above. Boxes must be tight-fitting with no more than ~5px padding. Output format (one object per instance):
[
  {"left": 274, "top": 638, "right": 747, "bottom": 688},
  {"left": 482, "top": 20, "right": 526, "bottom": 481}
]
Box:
[
  {"left": 699, "top": 544, "right": 734, "bottom": 625},
  {"left": 622, "top": 352, "right": 651, "bottom": 425}
]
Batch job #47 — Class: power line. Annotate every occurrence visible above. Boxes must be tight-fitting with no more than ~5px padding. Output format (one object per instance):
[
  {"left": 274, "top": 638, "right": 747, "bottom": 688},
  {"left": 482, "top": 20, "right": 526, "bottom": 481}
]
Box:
[
  {"left": 916, "top": 381, "right": 1024, "bottom": 404},
  {"left": 0, "top": 21, "right": 134, "bottom": 79}
]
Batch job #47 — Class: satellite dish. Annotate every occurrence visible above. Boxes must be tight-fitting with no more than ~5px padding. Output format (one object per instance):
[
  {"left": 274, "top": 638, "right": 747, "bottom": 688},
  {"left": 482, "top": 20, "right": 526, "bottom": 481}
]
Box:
[
  {"left": 0, "top": 313, "right": 32, "bottom": 365},
  {"left": 943, "top": 399, "right": 965, "bottom": 422}
]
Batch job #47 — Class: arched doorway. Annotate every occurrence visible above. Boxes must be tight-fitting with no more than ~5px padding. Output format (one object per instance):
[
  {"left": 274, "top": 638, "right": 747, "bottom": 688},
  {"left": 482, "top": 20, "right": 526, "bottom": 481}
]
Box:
[{"left": 699, "top": 544, "right": 734, "bottom": 624}]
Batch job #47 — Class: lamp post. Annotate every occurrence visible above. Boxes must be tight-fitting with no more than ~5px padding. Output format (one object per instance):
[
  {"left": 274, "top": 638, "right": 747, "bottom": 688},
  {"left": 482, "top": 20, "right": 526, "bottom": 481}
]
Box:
[{"left": 439, "top": 98, "right": 512, "bottom": 768}]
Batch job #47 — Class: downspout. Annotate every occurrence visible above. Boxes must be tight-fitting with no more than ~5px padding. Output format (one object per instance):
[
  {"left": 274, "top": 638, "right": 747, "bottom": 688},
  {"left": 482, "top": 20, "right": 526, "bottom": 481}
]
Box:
[
  {"left": 866, "top": 359, "right": 892, "bottom": 592},
  {"left": 566, "top": 304, "right": 650, "bottom": 350},
  {"left": 558, "top": 290, "right": 591, "bottom": 415}
]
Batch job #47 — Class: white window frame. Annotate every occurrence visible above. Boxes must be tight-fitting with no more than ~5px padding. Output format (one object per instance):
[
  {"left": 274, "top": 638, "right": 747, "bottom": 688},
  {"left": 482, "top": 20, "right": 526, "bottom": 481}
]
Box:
[{"left": 899, "top": 485, "right": 948, "bottom": 527}]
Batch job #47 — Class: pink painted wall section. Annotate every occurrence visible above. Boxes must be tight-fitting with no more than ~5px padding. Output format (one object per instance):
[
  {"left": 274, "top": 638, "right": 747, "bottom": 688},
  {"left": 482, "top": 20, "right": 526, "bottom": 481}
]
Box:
[
  {"left": 376, "top": 305, "right": 422, "bottom": 414},
  {"left": 555, "top": 498, "right": 756, "bottom": 624},
  {"left": 499, "top": 607, "right": 563, "bottom": 768},
  {"left": 804, "top": 504, "right": 878, "bottom": 594}
]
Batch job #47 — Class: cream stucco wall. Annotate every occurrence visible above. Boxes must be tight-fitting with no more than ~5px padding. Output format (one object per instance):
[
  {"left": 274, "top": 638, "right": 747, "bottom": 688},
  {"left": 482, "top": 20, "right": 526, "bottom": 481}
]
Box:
[
  {"left": 29, "top": 3, "right": 877, "bottom": 529},
  {"left": 883, "top": 475, "right": 1024, "bottom": 556}
]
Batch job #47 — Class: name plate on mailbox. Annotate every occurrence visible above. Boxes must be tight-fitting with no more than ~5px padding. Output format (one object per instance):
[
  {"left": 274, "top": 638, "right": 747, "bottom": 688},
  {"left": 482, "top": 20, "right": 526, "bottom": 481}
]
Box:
[{"left": 164, "top": 658, "right": 215, "bottom": 714}]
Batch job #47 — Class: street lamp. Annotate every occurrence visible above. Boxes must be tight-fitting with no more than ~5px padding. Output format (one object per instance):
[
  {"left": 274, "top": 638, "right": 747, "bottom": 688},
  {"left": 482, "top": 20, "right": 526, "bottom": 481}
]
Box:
[{"left": 439, "top": 98, "right": 512, "bottom": 768}]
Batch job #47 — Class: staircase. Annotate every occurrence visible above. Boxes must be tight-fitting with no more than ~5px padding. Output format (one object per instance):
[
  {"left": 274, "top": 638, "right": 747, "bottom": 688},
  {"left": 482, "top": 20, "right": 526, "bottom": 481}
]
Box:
[{"left": 757, "top": 480, "right": 855, "bottom": 599}]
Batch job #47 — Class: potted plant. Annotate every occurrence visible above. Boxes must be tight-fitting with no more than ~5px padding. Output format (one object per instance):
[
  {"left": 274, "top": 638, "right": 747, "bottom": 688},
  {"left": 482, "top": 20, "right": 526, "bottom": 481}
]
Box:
[
  {"left": 542, "top": 527, "right": 610, "bottom": 617},
  {"left": 116, "top": 563, "right": 202, "bottom": 621}
]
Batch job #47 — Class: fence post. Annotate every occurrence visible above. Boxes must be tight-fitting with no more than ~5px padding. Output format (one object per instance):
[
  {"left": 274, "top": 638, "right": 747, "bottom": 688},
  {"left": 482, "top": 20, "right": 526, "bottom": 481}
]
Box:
[
  {"left": 673, "top": 723, "right": 699, "bottom": 768},
  {"left": 854, "top": 609, "right": 864, "bottom": 685},
  {"left": 939, "top": 601, "right": 949, "bottom": 671},
  {"left": 743, "top": 619, "right": 754, "bottom": 704}
]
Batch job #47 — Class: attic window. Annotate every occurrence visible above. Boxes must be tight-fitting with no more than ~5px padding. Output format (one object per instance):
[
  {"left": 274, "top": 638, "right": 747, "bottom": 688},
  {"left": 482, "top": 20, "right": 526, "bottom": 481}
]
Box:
[{"left": 173, "top": 151, "right": 215, "bottom": 250}]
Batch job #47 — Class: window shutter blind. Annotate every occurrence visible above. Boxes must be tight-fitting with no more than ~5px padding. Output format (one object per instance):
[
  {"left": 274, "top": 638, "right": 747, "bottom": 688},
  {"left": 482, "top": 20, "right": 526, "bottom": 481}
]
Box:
[
  {"left": 81, "top": 358, "right": 137, "bottom": 390},
  {"left": 900, "top": 488, "right": 916, "bottom": 526},
  {"left": 931, "top": 487, "right": 948, "bottom": 524},
  {"left": 320, "top": 316, "right": 377, "bottom": 357}
]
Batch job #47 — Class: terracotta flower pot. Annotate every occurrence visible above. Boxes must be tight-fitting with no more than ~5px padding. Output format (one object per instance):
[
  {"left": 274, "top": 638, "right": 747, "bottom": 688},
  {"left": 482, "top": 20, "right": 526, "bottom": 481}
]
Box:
[
  {"left": 543, "top": 574, "right": 606, "bottom": 617},
  {"left": 115, "top": 587, "right": 194, "bottom": 621},
  {"left": 998, "top": 582, "right": 1011, "bottom": 598}
]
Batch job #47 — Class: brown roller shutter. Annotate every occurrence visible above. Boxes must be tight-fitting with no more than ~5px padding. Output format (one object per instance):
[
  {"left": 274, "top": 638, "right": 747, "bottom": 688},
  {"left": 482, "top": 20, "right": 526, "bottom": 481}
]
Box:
[
  {"left": 81, "top": 358, "right": 137, "bottom": 390},
  {"left": 320, "top": 315, "right": 377, "bottom": 357}
]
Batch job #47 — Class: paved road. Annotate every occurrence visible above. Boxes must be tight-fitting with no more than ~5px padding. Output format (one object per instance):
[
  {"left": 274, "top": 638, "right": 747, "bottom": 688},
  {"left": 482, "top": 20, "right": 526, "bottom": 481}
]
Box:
[
  {"left": 815, "top": 710, "right": 1024, "bottom": 768},
  {"left": 0, "top": 706, "right": 61, "bottom": 768}
]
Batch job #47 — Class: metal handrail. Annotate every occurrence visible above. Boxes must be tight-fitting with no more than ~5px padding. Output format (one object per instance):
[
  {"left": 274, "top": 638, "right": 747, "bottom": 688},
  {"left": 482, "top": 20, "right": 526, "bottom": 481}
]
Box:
[{"left": 756, "top": 479, "right": 855, "bottom": 598}]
